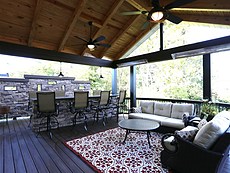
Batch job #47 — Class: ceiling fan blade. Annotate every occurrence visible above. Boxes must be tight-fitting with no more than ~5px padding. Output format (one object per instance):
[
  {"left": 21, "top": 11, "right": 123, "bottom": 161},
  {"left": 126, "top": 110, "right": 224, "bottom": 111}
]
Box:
[
  {"left": 151, "top": 0, "right": 160, "bottom": 8},
  {"left": 120, "top": 11, "right": 145, "bottom": 15},
  {"left": 93, "top": 35, "right": 106, "bottom": 43},
  {"left": 74, "top": 36, "right": 88, "bottom": 43},
  {"left": 165, "top": 12, "right": 182, "bottom": 24},
  {"left": 95, "top": 43, "right": 111, "bottom": 48},
  {"left": 164, "top": 0, "right": 197, "bottom": 10},
  {"left": 141, "top": 21, "right": 150, "bottom": 30}
]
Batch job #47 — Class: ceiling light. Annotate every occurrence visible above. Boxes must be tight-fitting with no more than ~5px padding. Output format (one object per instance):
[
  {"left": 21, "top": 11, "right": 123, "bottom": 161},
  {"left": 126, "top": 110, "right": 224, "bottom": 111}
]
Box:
[
  {"left": 151, "top": 11, "right": 164, "bottom": 21},
  {"left": 87, "top": 44, "right": 95, "bottom": 51},
  {"left": 58, "top": 62, "right": 64, "bottom": 77}
]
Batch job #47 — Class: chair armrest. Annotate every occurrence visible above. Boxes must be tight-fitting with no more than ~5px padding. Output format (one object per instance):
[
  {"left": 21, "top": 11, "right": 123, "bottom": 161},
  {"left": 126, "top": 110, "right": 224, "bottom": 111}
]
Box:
[{"left": 161, "top": 133, "right": 178, "bottom": 153}]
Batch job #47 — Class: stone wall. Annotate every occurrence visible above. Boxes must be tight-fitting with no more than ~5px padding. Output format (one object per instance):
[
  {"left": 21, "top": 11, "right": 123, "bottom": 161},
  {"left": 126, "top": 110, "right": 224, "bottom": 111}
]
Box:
[{"left": 0, "top": 75, "right": 91, "bottom": 118}]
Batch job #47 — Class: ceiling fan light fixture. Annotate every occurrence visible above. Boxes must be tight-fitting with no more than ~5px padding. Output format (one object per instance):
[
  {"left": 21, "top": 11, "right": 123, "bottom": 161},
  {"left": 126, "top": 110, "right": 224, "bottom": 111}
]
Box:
[
  {"left": 87, "top": 44, "right": 95, "bottom": 51},
  {"left": 151, "top": 11, "right": 164, "bottom": 21}
]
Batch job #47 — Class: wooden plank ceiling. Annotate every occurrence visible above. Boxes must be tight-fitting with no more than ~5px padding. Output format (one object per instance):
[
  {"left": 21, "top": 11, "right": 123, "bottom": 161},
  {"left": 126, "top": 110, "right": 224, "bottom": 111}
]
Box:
[{"left": 0, "top": 0, "right": 229, "bottom": 62}]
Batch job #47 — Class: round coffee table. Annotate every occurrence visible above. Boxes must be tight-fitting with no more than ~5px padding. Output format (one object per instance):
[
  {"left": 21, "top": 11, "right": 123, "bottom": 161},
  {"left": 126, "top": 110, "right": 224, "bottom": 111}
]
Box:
[{"left": 118, "top": 119, "right": 160, "bottom": 147}]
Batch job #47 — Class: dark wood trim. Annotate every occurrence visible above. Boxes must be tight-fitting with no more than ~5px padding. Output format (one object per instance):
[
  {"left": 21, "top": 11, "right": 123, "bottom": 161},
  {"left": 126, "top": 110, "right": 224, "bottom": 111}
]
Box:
[
  {"left": 0, "top": 41, "right": 113, "bottom": 67},
  {"left": 113, "top": 35, "right": 230, "bottom": 67}
]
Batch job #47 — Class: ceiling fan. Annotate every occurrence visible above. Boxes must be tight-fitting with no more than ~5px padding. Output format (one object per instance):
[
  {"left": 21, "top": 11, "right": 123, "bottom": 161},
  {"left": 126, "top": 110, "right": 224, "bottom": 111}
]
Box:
[
  {"left": 121, "top": 0, "right": 196, "bottom": 25},
  {"left": 74, "top": 21, "right": 111, "bottom": 51}
]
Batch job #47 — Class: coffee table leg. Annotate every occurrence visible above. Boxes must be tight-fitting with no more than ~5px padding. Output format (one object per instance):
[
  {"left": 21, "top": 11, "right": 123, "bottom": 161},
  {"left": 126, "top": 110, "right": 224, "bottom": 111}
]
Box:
[
  {"left": 147, "top": 131, "right": 151, "bottom": 148},
  {"left": 122, "top": 130, "right": 129, "bottom": 144}
]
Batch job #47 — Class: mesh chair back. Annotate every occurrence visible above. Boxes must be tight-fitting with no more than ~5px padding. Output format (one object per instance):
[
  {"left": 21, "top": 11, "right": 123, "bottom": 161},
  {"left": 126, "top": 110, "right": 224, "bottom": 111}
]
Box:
[
  {"left": 99, "top": 91, "right": 110, "bottom": 106},
  {"left": 37, "top": 92, "right": 56, "bottom": 113},
  {"left": 93, "top": 90, "right": 101, "bottom": 96},
  {"left": 29, "top": 91, "right": 37, "bottom": 100},
  {"left": 118, "top": 90, "right": 126, "bottom": 104},
  {"left": 74, "top": 91, "right": 89, "bottom": 109}
]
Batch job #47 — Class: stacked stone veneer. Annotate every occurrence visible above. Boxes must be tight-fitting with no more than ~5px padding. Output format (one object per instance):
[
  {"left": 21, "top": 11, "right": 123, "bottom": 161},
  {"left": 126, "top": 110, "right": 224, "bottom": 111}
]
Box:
[
  {"left": 0, "top": 74, "right": 90, "bottom": 119},
  {"left": 0, "top": 74, "right": 118, "bottom": 131}
]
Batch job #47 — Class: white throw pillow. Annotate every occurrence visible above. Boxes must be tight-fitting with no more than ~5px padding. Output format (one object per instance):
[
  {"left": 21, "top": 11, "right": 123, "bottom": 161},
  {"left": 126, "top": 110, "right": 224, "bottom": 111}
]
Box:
[
  {"left": 193, "top": 117, "right": 229, "bottom": 149},
  {"left": 133, "top": 107, "right": 142, "bottom": 113}
]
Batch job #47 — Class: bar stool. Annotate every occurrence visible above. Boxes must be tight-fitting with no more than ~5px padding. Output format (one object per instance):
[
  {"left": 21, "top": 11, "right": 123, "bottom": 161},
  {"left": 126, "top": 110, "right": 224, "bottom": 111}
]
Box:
[
  {"left": 91, "top": 91, "right": 111, "bottom": 126},
  {"left": 0, "top": 105, "right": 10, "bottom": 123},
  {"left": 36, "top": 92, "right": 59, "bottom": 138},
  {"left": 70, "top": 91, "right": 90, "bottom": 131}
]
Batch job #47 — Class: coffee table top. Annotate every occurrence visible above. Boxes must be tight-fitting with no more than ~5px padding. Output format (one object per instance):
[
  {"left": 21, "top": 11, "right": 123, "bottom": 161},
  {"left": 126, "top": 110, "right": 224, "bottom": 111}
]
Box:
[{"left": 118, "top": 119, "right": 160, "bottom": 131}]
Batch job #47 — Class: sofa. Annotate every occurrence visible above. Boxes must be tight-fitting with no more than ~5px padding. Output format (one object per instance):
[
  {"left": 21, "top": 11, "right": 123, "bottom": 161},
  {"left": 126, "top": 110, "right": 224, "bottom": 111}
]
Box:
[
  {"left": 129, "top": 101, "right": 195, "bottom": 130},
  {"left": 160, "top": 111, "right": 230, "bottom": 173}
]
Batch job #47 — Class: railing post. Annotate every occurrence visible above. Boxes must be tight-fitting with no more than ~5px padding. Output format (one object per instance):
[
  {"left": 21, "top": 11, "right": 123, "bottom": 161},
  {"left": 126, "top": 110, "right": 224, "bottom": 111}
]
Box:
[
  {"left": 203, "top": 54, "right": 211, "bottom": 101},
  {"left": 112, "top": 68, "right": 117, "bottom": 95},
  {"left": 130, "top": 66, "right": 136, "bottom": 107}
]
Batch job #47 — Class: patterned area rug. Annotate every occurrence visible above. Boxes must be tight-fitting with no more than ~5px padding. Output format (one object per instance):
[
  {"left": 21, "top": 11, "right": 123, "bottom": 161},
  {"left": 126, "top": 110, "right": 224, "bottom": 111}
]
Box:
[{"left": 65, "top": 127, "right": 168, "bottom": 173}]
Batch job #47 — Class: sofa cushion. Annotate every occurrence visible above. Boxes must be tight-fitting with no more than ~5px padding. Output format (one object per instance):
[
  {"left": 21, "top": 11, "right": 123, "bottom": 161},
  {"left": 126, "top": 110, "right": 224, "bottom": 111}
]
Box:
[
  {"left": 140, "top": 101, "right": 154, "bottom": 114},
  {"left": 171, "top": 103, "right": 194, "bottom": 119},
  {"left": 154, "top": 102, "right": 172, "bottom": 117},
  {"left": 193, "top": 113, "right": 230, "bottom": 149},
  {"left": 161, "top": 117, "right": 185, "bottom": 129},
  {"left": 128, "top": 113, "right": 168, "bottom": 123}
]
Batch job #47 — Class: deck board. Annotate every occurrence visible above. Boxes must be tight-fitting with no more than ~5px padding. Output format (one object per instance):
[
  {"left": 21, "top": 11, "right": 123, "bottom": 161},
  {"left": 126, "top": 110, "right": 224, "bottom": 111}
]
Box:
[{"left": 0, "top": 116, "right": 229, "bottom": 173}]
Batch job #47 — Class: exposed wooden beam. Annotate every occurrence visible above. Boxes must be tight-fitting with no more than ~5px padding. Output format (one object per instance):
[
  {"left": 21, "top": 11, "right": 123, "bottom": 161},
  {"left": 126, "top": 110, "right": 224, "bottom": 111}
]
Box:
[
  {"left": 113, "top": 35, "right": 230, "bottom": 67},
  {"left": 98, "top": 15, "right": 142, "bottom": 58},
  {"left": 0, "top": 41, "right": 113, "bottom": 67},
  {"left": 114, "top": 27, "right": 151, "bottom": 60},
  {"left": 58, "top": 0, "right": 87, "bottom": 51},
  {"left": 126, "top": 0, "right": 148, "bottom": 11},
  {"left": 173, "top": 11, "right": 230, "bottom": 25},
  {"left": 80, "top": 0, "right": 126, "bottom": 56},
  {"left": 28, "top": 0, "right": 43, "bottom": 46}
]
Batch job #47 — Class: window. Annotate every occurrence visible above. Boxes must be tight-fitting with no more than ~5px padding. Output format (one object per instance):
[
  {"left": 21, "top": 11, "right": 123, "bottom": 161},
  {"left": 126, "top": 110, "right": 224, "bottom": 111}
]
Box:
[
  {"left": 136, "top": 56, "right": 203, "bottom": 100},
  {"left": 48, "top": 81, "right": 57, "bottom": 85},
  {"left": 211, "top": 50, "right": 230, "bottom": 103}
]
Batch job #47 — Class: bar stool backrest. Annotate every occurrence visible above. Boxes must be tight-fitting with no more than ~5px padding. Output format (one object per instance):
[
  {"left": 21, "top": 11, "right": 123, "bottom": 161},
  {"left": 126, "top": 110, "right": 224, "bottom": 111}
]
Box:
[
  {"left": 37, "top": 92, "right": 56, "bottom": 113},
  {"left": 29, "top": 91, "right": 37, "bottom": 100},
  {"left": 99, "top": 91, "right": 110, "bottom": 106},
  {"left": 55, "top": 90, "right": 65, "bottom": 97},
  {"left": 118, "top": 90, "right": 126, "bottom": 104},
  {"left": 74, "top": 91, "right": 89, "bottom": 109}
]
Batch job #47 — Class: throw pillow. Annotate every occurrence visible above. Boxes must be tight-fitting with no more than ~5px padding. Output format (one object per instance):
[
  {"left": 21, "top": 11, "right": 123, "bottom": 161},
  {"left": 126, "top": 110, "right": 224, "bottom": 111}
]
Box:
[
  {"left": 175, "top": 129, "right": 198, "bottom": 141},
  {"left": 197, "top": 119, "right": 207, "bottom": 130},
  {"left": 133, "top": 107, "right": 142, "bottom": 113}
]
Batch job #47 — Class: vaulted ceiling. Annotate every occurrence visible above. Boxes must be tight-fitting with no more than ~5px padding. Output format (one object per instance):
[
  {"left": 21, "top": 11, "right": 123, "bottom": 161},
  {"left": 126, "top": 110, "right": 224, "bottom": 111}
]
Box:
[{"left": 0, "top": 0, "right": 229, "bottom": 63}]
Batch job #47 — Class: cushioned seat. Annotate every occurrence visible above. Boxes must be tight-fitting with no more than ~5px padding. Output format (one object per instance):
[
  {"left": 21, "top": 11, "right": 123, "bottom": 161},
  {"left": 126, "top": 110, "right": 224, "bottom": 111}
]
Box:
[
  {"left": 129, "top": 113, "right": 168, "bottom": 123},
  {"left": 161, "top": 117, "right": 185, "bottom": 129}
]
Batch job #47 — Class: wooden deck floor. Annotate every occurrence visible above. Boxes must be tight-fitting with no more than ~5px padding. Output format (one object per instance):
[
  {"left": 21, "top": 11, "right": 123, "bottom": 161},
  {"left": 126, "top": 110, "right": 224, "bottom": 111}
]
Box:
[{"left": 0, "top": 116, "right": 229, "bottom": 173}]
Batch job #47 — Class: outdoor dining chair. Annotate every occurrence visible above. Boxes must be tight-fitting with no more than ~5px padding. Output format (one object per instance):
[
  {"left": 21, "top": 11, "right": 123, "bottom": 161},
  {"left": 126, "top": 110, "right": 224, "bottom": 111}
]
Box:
[{"left": 114, "top": 90, "right": 127, "bottom": 121}]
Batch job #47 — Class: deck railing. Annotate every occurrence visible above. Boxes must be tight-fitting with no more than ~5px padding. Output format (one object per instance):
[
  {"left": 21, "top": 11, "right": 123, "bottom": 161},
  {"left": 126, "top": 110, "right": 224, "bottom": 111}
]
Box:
[{"left": 123, "top": 97, "right": 230, "bottom": 117}]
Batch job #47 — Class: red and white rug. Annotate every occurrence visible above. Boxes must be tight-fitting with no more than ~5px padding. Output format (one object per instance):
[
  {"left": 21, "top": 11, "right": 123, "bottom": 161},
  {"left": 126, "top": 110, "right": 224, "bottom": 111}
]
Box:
[{"left": 65, "top": 127, "right": 168, "bottom": 173}]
